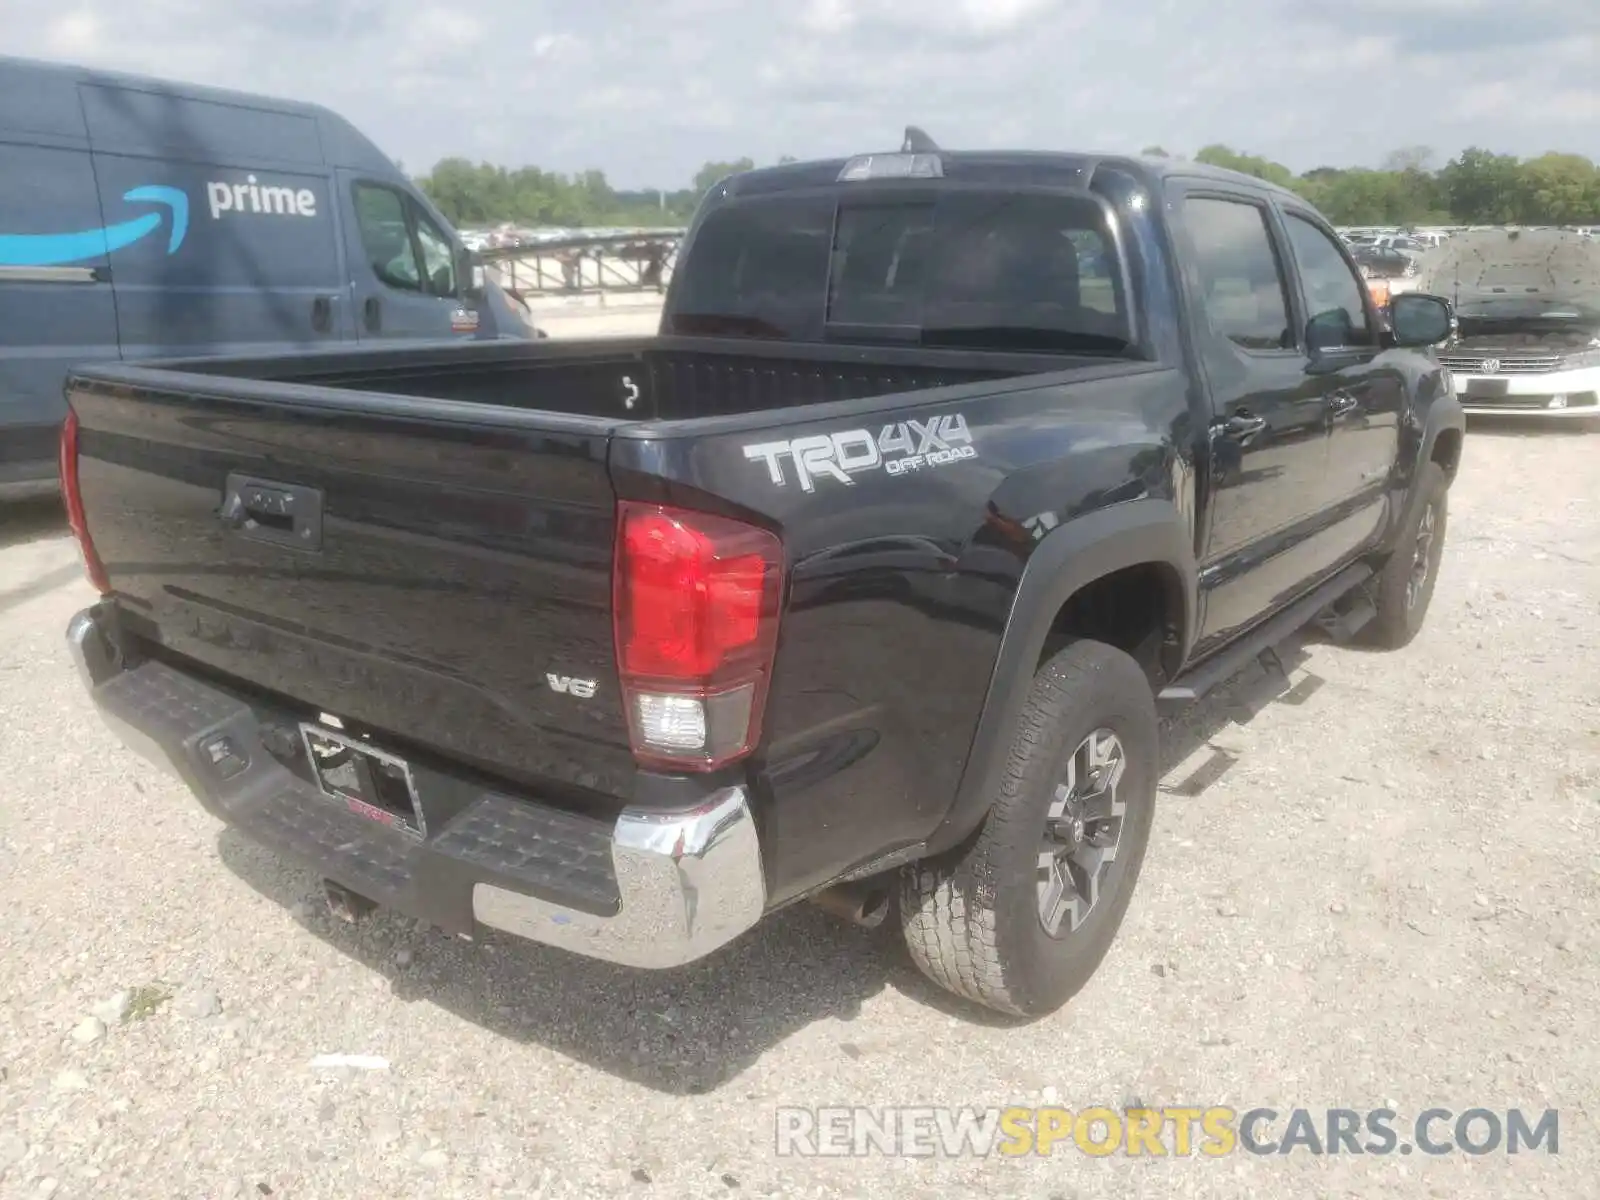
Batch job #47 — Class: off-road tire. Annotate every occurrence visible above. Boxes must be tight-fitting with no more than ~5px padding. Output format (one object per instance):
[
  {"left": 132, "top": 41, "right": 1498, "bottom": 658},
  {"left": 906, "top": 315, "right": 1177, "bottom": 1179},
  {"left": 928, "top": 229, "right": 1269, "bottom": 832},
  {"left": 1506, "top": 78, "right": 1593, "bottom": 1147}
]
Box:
[
  {"left": 900, "top": 639, "right": 1158, "bottom": 1018},
  {"left": 1364, "top": 461, "right": 1448, "bottom": 650}
]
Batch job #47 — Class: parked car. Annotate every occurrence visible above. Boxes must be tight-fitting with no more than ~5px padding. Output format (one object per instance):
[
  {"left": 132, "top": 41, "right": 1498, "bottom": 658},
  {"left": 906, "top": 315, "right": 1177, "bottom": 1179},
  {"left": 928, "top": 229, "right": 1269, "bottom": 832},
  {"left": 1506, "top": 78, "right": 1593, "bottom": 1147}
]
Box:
[
  {"left": 1351, "top": 244, "right": 1418, "bottom": 280},
  {"left": 0, "top": 54, "right": 533, "bottom": 500},
  {"left": 59, "top": 134, "right": 1463, "bottom": 1017},
  {"left": 1417, "top": 228, "right": 1600, "bottom": 418}
]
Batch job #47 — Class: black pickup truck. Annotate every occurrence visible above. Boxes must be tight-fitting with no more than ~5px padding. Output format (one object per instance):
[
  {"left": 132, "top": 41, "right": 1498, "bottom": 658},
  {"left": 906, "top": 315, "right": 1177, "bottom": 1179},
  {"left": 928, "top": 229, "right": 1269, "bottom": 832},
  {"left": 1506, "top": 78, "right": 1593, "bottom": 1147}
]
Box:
[{"left": 60, "top": 134, "right": 1464, "bottom": 1017}]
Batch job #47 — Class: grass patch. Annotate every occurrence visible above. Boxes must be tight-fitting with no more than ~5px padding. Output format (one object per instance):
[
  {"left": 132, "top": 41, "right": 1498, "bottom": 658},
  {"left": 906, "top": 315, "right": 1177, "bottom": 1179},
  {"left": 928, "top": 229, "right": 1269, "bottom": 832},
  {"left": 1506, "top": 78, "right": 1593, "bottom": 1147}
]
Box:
[{"left": 126, "top": 983, "right": 172, "bottom": 1021}]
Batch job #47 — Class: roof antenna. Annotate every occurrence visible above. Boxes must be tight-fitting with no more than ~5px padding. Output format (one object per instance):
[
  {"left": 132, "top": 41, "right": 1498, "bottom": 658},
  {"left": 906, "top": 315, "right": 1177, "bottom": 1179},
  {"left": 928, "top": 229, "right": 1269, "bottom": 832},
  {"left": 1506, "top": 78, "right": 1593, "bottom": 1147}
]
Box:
[{"left": 902, "top": 126, "right": 939, "bottom": 153}]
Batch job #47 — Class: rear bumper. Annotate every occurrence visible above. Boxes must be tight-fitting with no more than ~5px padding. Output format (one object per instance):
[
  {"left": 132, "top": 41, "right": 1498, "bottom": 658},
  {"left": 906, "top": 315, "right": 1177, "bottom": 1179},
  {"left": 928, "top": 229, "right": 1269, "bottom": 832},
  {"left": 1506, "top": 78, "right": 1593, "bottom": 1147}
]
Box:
[{"left": 66, "top": 605, "right": 766, "bottom": 968}]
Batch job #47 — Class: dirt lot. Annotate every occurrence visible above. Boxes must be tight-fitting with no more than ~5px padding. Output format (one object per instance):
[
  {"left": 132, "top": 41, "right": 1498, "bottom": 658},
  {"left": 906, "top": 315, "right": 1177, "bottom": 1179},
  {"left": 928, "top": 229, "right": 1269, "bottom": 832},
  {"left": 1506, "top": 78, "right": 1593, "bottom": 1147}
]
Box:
[{"left": 1, "top": 419, "right": 1596, "bottom": 1199}]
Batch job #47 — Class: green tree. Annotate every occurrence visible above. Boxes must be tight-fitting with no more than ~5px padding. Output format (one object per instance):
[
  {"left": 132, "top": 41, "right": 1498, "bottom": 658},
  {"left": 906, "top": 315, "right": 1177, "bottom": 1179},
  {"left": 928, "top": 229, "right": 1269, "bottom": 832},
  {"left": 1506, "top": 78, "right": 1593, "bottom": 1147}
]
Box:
[
  {"left": 1438, "top": 148, "right": 1526, "bottom": 223},
  {"left": 1516, "top": 153, "right": 1600, "bottom": 225},
  {"left": 1194, "top": 144, "right": 1295, "bottom": 189},
  {"left": 414, "top": 143, "right": 1600, "bottom": 233}
]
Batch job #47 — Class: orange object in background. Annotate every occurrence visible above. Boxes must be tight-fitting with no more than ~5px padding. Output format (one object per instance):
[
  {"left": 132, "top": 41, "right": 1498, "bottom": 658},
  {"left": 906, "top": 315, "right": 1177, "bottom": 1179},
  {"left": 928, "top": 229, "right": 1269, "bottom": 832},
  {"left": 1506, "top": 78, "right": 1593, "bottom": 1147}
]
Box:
[{"left": 1367, "top": 279, "right": 1392, "bottom": 308}]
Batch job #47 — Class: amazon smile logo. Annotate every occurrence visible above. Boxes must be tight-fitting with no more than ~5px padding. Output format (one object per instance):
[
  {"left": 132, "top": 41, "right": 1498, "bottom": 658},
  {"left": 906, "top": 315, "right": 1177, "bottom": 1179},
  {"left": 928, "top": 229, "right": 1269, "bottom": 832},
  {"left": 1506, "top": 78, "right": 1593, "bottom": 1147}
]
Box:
[{"left": 0, "top": 186, "right": 189, "bottom": 268}]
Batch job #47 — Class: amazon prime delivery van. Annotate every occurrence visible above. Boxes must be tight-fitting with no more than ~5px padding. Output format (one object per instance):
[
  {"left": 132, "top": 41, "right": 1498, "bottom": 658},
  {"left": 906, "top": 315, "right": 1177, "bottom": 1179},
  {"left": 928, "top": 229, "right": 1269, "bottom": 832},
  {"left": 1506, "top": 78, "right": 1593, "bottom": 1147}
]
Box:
[{"left": 0, "top": 54, "right": 535, "bottom": 499}]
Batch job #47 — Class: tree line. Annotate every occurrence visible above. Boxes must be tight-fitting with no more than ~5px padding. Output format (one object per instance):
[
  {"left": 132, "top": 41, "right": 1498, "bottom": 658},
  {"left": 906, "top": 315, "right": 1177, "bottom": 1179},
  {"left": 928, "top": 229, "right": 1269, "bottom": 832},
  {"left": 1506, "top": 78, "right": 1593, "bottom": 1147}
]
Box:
[
  {"left": 1168, "top": 145, "right": 1600, "bottom": 227},
  {"left": 415, "top": 146, "right": 1600, "bottom": 231},
  {"left": 416, "top": 157, "right": 762, "bottom": 229}
]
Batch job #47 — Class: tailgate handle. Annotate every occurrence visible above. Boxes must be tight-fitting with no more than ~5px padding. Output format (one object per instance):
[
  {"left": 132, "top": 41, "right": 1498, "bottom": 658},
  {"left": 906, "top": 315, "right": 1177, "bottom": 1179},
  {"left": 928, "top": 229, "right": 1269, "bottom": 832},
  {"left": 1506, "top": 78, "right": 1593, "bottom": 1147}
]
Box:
[{"left": 220, "top": 474, "right": 324, "bottom": 551}]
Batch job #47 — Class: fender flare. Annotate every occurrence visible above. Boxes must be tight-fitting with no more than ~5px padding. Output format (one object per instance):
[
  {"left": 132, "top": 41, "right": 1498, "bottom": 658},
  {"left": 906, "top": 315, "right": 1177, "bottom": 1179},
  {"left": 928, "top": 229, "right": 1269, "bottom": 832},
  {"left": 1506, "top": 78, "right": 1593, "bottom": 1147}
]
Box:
[
  {"left": 925, "top": 498, "right": 1197, "bottom": 855},
  {"left": 1419, "top": 392, "right": 1465, "bottom": 476},
  {"left": 1393, "top": 392, "right": 1465, "bottom": 539}
]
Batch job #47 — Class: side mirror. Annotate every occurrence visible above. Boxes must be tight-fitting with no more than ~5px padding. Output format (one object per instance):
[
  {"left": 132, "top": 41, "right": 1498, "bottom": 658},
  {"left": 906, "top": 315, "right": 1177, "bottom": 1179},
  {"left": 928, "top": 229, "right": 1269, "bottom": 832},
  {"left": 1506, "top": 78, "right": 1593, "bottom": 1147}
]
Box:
[
  {"left": 459, "top": 247, "right": 485, "bottom": 301},
  {"left": 1388, "top": 293, "right": 1452, "bottom": 348},
  {"left": 1306, "top": 308, "right": 1351, "bottom": 354}
]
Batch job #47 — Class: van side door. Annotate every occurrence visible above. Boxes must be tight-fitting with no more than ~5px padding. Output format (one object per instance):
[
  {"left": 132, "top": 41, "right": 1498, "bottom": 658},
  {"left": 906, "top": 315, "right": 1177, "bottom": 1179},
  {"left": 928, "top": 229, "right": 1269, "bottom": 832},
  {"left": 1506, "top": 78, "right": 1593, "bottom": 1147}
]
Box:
[
  {"left": 0, "top": 137, "right": 119, "bottom": 492},
  {"left": 337, "top": 172, "right": 473, "bottom": 340},
  {"left": 79, "top": 82, "right": 348, "bottom": 356}
]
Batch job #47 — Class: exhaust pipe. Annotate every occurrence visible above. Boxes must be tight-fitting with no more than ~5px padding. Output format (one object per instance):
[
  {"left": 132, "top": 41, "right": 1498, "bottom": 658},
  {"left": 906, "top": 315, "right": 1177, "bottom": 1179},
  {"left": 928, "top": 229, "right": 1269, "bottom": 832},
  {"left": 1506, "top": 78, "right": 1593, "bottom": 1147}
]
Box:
[{"left": 809, "top": 880, "right": 893, "bottom": 929}]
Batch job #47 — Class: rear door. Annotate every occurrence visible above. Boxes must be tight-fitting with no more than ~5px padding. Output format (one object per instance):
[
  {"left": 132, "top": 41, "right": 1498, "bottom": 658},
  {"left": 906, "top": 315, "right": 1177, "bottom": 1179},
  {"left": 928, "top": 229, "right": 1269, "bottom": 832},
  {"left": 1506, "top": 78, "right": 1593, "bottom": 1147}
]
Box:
[
  {"left": 80, "top": 82, "right": 350, "bottom": 357},
  {"left": 0, "top": 138, "right": 119, "bottom": 485},
  {"left": 1169, "top": 187, "right": 1337, "bottom": 647},
  {"left": 338, "top": 172, "right": 473, "bottom": 340}
]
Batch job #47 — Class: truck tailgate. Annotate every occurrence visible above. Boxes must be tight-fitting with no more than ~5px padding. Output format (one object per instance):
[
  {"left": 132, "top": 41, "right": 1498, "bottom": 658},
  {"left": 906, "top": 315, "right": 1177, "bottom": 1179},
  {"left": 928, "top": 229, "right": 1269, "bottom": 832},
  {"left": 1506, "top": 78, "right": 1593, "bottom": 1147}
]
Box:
[{"left": 68, "top": 373, "right": 636, "bottom": 802}]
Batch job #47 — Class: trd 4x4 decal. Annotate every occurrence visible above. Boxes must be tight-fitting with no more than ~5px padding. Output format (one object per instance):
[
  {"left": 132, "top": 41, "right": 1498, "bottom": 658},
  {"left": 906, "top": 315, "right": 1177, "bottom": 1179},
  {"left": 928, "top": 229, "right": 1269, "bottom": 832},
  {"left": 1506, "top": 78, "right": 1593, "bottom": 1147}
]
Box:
[{"left": 743, "top": 413, "right": 974, "bottom": 492}]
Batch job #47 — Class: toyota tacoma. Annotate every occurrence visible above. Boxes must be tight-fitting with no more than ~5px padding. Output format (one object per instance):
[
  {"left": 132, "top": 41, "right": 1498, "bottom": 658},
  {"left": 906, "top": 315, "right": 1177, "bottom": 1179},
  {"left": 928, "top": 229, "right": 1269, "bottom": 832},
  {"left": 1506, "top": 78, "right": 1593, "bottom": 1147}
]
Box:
[{"left": 60, "top": 132, "right": 1464, "bottom": 1017}]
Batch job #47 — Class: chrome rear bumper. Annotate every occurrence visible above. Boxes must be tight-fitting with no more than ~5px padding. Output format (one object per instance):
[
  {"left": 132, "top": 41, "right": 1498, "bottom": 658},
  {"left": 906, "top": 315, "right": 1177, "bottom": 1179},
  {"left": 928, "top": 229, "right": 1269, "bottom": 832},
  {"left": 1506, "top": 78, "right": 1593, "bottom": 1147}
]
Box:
[{"left": 67, "top": 605, "right": 766, "bottom": 968}]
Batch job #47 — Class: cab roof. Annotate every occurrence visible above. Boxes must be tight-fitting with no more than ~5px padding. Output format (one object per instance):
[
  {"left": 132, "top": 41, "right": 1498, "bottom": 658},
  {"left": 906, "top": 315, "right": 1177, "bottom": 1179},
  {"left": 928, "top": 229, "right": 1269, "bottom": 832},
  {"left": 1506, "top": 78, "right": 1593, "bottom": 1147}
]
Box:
[{"left": 718, "top": 136, "right": 1302, "bottom": 205}]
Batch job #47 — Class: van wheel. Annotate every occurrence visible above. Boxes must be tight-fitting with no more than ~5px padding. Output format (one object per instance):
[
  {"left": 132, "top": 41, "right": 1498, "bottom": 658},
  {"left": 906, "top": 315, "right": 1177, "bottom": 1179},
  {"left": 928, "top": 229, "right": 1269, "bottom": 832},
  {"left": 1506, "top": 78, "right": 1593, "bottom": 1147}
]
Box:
[
  {"left": 900, "top": 639, "right": 1157, "bottom": 1018},
  {"left": 1364, "top": 461, "right": 1448, "bottom": 650}
]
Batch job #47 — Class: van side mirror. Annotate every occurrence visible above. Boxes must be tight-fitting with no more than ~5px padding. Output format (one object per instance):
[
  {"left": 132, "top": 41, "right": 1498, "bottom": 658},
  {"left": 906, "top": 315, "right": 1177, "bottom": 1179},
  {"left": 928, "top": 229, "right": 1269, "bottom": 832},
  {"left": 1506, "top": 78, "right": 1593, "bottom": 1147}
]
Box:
[
  {"left": 459, "top": 247, "right": 485, "bottom": 301},
  {"left": 1387, "top": 293, "right": 1452, "bottom": 348}
]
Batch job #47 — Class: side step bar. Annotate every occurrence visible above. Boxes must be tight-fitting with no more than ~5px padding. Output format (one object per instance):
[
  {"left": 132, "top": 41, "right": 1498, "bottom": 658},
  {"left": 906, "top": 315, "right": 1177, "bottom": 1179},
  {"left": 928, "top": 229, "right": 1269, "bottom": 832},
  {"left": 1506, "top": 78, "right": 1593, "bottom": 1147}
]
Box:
[{"left": 1158, "top": 563, "right": 1373, "bottom": 708}]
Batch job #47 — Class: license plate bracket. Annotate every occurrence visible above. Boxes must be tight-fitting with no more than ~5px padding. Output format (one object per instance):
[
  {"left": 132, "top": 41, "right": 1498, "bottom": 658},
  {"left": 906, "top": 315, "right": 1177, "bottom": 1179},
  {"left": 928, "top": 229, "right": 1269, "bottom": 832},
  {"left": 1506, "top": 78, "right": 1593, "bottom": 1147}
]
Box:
[
  {"left": 1464, "top": 377, "right": 1510, "bottom": 397},
  {"left": 299, "top": 724, "right": 425, "bottom": 838}
]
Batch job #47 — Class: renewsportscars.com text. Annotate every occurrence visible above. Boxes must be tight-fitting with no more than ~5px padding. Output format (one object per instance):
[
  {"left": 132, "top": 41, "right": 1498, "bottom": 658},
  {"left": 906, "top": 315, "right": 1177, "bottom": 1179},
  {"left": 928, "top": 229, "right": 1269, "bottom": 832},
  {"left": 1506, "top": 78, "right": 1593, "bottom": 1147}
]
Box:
[{"left": 774, "top": 1106, "right": 1560, "bottom": 1158}]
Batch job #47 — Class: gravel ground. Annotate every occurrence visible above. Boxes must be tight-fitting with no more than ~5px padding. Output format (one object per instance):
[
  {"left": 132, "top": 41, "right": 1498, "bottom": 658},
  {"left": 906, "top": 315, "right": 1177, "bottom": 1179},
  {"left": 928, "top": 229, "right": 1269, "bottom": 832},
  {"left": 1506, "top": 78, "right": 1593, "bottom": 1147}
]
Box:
[{"left": 1, "top": 419, "right": 1596, "bottom": 1199}]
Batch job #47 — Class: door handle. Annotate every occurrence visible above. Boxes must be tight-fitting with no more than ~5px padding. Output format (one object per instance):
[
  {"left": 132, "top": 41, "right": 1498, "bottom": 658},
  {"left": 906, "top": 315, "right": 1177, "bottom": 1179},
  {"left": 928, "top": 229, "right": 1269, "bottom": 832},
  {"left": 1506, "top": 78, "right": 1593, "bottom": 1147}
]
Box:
[
  {"left": 311, "top": 296, "right": 332, "bottom": 333},
  {"left": 363, "top": 296, "right": 381, "bottom": 332},
  {"left": 1222, "top": 410, "right": 1268, "bottom": 441}
]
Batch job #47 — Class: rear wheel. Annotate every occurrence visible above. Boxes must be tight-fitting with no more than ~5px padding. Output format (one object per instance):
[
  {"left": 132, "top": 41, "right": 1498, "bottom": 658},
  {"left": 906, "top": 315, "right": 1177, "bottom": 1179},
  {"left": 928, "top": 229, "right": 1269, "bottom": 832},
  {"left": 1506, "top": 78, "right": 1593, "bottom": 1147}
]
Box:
[
  {"left": 1364, "top": 461, "right": 1448, "bottom": 649},
  {"left": 900, "top": 639, "right": 1157, "bottom": 1018}
]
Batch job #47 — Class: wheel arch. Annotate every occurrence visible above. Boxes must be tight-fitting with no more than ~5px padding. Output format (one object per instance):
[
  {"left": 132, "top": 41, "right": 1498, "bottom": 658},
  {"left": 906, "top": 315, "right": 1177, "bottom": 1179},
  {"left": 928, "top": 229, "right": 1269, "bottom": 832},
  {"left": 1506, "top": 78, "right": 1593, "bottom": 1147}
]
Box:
[
  {"left": 926, "top": 498, "right": 1196, "bottom": 856},
  {"left": 1390, "top": 390, "right": 1465, "bottom": 545}
]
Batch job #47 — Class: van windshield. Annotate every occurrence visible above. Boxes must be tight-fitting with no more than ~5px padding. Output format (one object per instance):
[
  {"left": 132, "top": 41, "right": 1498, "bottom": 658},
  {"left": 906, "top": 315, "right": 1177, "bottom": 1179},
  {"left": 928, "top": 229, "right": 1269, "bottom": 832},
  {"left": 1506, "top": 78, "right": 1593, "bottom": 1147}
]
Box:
[{"left": 665, "top": 189, "right": 1132, "bottom": 355}]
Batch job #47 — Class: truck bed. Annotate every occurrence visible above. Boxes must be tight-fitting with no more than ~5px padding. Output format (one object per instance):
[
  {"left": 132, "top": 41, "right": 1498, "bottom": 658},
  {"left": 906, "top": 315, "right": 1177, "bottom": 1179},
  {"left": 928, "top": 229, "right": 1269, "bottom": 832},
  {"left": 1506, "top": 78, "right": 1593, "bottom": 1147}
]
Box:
[
  {"left": 67, "top": 334, "right": 1130, "bottom": 821},
  {"left": 146, "top": 335, "right": 1044, "bottom": 421}
]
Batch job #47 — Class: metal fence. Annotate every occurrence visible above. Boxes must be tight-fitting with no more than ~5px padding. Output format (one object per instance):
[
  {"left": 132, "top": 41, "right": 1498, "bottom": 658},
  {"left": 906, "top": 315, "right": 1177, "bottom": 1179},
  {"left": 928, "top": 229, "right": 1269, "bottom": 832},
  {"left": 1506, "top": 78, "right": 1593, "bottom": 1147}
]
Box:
[{"left": 480, "top": 230, "right": 686, "bottom": 301}]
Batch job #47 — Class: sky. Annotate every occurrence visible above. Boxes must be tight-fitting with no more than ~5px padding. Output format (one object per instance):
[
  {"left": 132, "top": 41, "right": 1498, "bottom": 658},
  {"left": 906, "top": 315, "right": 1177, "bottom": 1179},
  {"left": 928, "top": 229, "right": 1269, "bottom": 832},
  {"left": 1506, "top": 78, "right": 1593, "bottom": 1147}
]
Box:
[{"left": 4, "top": 0, "right": 1597, "bottom": 190}]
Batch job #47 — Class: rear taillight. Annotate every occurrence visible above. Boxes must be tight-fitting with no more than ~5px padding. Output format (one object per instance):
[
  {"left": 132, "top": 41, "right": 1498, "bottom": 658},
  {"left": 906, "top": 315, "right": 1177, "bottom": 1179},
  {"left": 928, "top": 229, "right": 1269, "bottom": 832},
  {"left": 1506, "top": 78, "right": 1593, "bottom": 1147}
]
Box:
[
  {"left": 58, "top": 409, "right": 111, "bottom": 595},
  {"left": 612, "top": 501, "right": 784, "bottom": 771}
]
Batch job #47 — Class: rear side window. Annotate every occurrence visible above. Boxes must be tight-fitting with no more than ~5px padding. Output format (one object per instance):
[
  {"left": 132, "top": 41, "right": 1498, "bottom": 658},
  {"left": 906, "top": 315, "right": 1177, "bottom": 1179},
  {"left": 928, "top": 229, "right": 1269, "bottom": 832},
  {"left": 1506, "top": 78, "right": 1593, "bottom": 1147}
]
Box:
[
  {"left": 668, "top": 196, "right": 833, "bottom": 340},
  {"left": 353, "top": 183, "right": 457, "bottom": 296},
  {"left": 1182, "top": 197, "right": 1293, "bottom": 351},
  {"left": 667, "top": 190, "right": 1130, "bottom": 353}
]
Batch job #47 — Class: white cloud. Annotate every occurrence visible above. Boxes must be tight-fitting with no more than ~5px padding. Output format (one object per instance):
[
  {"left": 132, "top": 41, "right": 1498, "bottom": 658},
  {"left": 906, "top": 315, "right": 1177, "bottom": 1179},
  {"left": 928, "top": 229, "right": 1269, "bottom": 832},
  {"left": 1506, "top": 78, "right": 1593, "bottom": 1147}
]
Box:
[
  {"left": 799, "top": 0, "right": 855, "bottom": 34},
  {"left": 2, "top": 0, "right": 1596, "bottom": 187},
  {"left": 45, "top": 12, "right": 101, "bottom": 54}
]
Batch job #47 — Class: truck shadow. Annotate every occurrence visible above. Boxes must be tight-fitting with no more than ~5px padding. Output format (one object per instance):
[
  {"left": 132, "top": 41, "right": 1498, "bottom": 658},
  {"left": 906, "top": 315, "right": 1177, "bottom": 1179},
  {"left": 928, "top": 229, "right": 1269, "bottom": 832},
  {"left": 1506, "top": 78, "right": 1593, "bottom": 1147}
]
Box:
[
  {"left": 216, "top": 827, "right": 935, "bottom": 1094},
  {"left": 213, "top": 644, "right": 1319, "bottom": 1095},
  {"left": 1157, "top": 635, "right": 1322, "bottom": 799},
  {"left": 0, "top": 497, "right": 67, "bottom": 551}
]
